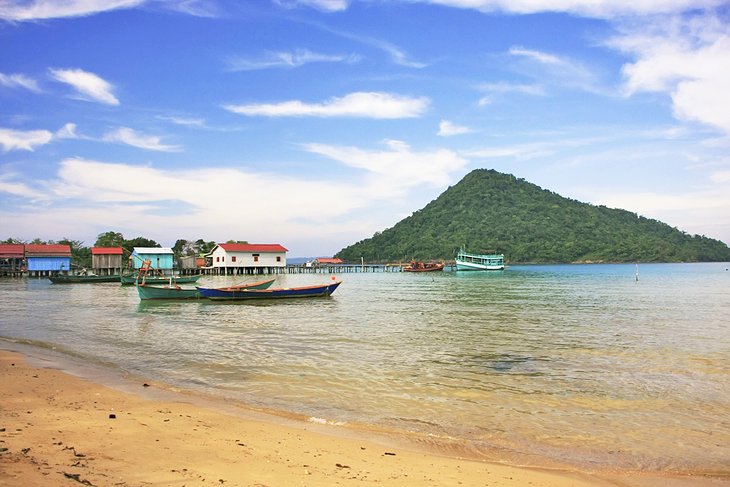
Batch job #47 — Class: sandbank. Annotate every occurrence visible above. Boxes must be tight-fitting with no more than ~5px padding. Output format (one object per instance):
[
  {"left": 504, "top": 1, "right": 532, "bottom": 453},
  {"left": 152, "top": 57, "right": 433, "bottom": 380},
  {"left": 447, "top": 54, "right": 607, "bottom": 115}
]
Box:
[{"left": 1, "top": 348, "right": 725, "bottom": 487}]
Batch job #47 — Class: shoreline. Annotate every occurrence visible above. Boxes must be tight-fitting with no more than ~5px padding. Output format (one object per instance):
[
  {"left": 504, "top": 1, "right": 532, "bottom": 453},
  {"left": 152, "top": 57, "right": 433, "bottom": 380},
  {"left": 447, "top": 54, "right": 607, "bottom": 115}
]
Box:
[{"left": 2, "top": 347, "right": 727, "bottom": 487}]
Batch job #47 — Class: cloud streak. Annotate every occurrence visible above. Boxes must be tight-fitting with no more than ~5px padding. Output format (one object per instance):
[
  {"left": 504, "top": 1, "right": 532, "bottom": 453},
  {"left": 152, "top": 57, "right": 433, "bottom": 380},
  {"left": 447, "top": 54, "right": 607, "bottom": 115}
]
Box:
[
  {"left": 226, "top": 49, "right": 360, "bottom": 71},
  {"left": 415, "top": 0, "right": 725, "bottom": 19},
  {"left": 438, "top": 120, "right": 473, "bottom": 136},
  {"left": 224, "top": 92, "right": 429, "bottom": 118},
  {"left": 102, "top": 127, "right": 183, "bottom": 152},
  {"left": 0, "top": 128, "right": 53, "bottom": 152},
  {"left": 0, "top": 0, "right": 144, "bottom": 21},
  {"left": 0, "top": 72, "right": 41, "bottom": 92},
  {"left": 49, "top": 68, "right": 119, "bottom": 106}
]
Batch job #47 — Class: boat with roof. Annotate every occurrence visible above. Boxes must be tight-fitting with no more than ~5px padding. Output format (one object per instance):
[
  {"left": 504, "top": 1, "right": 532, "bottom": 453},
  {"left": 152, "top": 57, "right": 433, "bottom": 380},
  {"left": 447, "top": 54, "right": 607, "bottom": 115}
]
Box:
[{"left": 455, "top": 246, "right": 505, "bottom": 271}]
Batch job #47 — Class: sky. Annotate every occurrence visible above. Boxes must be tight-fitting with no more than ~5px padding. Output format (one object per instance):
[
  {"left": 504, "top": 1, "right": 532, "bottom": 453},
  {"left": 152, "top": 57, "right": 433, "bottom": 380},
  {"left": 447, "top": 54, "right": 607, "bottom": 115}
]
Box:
[{"left": 1, "top": 0, "right": 729, "bottom": 257}]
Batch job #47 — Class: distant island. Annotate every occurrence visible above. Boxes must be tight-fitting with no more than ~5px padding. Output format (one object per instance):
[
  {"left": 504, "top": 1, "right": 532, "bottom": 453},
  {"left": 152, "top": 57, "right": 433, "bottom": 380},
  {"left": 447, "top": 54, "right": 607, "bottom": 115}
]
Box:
[{"left": 335, "top": 169, "right": 730, "bottom": 264}]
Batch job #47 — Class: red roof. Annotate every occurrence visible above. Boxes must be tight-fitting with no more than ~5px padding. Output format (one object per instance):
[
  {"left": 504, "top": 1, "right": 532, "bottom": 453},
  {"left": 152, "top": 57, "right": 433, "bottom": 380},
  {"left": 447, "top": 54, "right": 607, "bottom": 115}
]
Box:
[
  {"left": 316, "top": 258, "right": 343, "bottom": 264},
  {"left": 0, "top": 244, "right": 24, "bottom": 258},
  {"left": 92, "top": 246, "right": 124, "bottom": 255},
  {"left": 218, "top": 243, "right": 288, "bottom": 253},
  {"left": 25, "top": 244, "right": 71, "bottom": 256}
]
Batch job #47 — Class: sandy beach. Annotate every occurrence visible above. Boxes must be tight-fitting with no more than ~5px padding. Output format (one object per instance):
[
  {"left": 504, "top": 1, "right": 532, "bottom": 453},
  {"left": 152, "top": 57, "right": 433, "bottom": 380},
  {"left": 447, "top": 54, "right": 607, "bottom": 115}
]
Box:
[{"left": 0, "top": 349, "right": 724, "bottom": 487}]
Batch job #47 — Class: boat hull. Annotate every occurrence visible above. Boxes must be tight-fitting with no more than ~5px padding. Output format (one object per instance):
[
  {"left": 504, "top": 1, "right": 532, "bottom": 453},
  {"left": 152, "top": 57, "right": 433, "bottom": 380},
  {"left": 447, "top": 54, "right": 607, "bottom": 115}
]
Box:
[
  {"left": 455, "top": 260, "right": 504, "bottom": 271},
  {"left": 197, "top": 281, "right": 341, "bottom": 301},
  {"left": 455, "top": 247, "right": 505, "bottom": 271},
  {"left": 49, "top": 275, "right": 121, "bottom": 283},
  {"left": 137, "top": 285, "right": 200, "bottom": 300},
  {"left": 121, "top": 274, "right": 201, "bottom": 286},
  {"left": 137, "top": 278, "right": 275, "bottom": 300}
]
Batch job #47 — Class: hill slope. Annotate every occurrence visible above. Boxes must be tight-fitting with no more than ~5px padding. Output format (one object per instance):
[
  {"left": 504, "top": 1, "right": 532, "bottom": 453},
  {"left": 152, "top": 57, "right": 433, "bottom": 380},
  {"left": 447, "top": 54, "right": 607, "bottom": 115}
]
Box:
[{"left": 335, "top": 169, "right": 730, "bottom": 263}]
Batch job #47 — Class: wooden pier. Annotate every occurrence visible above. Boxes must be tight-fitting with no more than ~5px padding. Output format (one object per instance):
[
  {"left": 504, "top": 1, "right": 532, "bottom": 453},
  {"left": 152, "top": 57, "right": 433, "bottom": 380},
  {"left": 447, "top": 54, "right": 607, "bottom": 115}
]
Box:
[{"left": 182, "top": 264, "right": 407, "bottom": 276}]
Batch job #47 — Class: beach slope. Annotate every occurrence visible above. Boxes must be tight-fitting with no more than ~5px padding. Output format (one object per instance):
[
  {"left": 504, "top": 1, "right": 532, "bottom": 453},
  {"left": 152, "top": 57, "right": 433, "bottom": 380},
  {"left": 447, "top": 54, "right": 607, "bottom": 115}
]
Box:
[{"left": 0, "top": 350, "right": 716, "bottom": 487}]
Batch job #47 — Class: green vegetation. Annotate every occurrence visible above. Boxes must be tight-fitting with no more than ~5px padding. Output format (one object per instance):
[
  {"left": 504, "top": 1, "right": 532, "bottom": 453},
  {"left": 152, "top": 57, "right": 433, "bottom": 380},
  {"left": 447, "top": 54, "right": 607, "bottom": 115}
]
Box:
[{"left": 335, "top": 169, "right": 730, "bottom": 263}]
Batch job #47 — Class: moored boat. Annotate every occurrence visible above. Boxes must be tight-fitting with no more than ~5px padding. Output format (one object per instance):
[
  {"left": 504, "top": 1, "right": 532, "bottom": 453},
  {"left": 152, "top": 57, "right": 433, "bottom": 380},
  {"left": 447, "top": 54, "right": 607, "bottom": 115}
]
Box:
[
  {"left": 404, "top": 261, "right": 445, "bottom": 272},
  {"left": 455, "top": 246, "right": 505, "bottom": 271},
  {"left": 121, "top": 274, "right": 201, "bottom": 286},
  {"left": 197, "top": 280, "right": 341, "bottom": 301},
  {"left": 137, "top": 278, "right": 276, "bottom": 300},
  {"left": 49, "top": 274, "right": 121, "bottom": 283}
]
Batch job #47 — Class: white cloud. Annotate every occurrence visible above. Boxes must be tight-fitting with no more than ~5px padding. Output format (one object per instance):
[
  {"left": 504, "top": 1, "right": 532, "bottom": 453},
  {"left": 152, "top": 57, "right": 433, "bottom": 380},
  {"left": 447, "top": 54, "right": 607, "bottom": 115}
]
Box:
[
  {"left": 0, "top": 72, "right": 41, "bottom": 92},
  {"left": 224, "top": 92, "right": 429, "bottom": 118},
  {"left": 710, "top": 170, "right": 730, "bottom": 183},
  {"left": 418, "top": 0, "right": 724, "bottom": 19},
  {"left": 0, "top": 173, "right": 49, "bottom": 200},
  {"left": 477, "top": 81, "right": 545, "bottom": 105},
  {"left": 0, "top": 127, "right": 53, "bottom": 151},
  {"left": 611, "top": 14, "right": 730, "bottom": 136},
  {"left": 0, "top": 0, "right": 143, "bottom": 21},
  {"left": 55, "top": 123, "right": 80, "bottom": 139},
  {"left": 438, "top": 120, "right": 473, "bottom": 136},
  {"left": 5, "top": 141, "right": 464, "bottom": 246},
  {"left": 49, "top": 68, "right": 119, "bottom": 106},
  {"left": 158, "top": 115, "right": 206, "bottom": 127},
  {"left": 591, "top": 186, "right": 730, "bottom": 241},
  {"left": 275, "top": 0, "right": 349, "bottom": 12},
  {"left": 507, "top": 46, "right": 604, "bottom": 94},
  {"left": 302, "top": 139, "right": 467, "bottom": 193},
  {"left": 164, "top": 0, "right": 218, "bottom": 17},
  {"left": 103, "top": 127, "right": 182, "bottom": 152},
  {"left": 226, "top": 49, "right": 360, "bottom": 71}
]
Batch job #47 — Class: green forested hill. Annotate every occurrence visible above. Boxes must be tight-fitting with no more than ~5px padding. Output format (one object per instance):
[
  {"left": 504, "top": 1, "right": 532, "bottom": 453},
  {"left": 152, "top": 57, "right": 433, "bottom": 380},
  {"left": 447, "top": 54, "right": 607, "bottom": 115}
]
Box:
[{"left": 335, "top": 169, "right": 730, "bottom": 263}]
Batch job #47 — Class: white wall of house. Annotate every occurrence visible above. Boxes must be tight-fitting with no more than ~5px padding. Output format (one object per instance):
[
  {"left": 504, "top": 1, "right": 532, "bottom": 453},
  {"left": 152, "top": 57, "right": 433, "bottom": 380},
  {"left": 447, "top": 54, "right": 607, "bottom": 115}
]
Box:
[{"left": 209, "top": 245, "right": 286, "bottom": 268}]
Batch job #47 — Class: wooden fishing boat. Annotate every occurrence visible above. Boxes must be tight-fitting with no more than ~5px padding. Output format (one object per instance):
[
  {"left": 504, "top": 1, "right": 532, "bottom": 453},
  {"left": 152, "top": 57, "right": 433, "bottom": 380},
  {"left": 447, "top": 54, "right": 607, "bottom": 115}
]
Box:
[
  {"left": 121, "top": 274, "right": 201, "bottom": 286},
  {"left": 197, "top": 280, "right": 341, "bottom": 301},
  {"left": 455, "top": 246, "right": 504, "bottom": 271},
  {"left": 403, "top": 261, "right": 445, "bottom": 272},
  {"left": 137, "top": 278, "right": 276, "bottom": 300},
  {"left": 49, "top": 274, "right": 121, "bottom": 283}
]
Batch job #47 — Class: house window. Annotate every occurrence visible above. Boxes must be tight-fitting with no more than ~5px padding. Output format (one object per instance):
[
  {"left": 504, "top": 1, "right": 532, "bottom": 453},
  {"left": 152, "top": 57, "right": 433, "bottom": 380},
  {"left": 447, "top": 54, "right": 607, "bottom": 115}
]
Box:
[
  {"left": 232, "top": 256, "right": 237, "bottom": 262},
  {"left": 253, "top": 254, "right": 259, "bottom": 262},
  {"left": 216, "top": 256, "right": 220, "bottom": 262},
  {"left": 276, "top": 256, "right": 281, "bottom": 262}
]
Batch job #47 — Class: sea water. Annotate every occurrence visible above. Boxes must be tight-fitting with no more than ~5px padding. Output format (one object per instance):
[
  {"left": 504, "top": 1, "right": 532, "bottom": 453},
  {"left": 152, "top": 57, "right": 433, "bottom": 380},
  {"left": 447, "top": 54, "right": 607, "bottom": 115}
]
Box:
[{"left": 1, "top": 263, "right": 728, "bottom": 476}]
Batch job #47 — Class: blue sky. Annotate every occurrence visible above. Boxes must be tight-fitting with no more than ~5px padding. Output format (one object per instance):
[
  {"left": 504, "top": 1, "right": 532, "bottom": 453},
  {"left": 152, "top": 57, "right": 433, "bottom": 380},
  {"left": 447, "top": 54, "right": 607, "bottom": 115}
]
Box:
[{"left": 1, "top": 0, "right": 729, "bottom": 257}]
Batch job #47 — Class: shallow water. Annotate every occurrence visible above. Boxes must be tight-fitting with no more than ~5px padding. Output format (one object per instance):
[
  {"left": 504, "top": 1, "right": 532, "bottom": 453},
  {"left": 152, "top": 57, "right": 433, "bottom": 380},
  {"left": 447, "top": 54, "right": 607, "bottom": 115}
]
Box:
[{"left": 1, "top": 263, "right": 728, "bottom": 475}]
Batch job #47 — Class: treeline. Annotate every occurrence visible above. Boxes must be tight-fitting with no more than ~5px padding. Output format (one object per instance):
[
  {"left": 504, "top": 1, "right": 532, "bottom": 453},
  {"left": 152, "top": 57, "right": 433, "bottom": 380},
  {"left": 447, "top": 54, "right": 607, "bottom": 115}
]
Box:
[
  {"left": 1, "top": 231, "right": 228, "bottom": 269},
  {"left": 335, "top": 169, "right": 730, "bottom": 263}
]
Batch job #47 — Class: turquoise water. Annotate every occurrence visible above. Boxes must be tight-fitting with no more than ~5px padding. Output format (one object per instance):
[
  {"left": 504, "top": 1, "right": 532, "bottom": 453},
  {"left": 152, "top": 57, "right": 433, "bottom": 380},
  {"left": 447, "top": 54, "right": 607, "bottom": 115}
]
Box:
[{"left": 1, "top": 263, "right": 728, "bottom": 475}]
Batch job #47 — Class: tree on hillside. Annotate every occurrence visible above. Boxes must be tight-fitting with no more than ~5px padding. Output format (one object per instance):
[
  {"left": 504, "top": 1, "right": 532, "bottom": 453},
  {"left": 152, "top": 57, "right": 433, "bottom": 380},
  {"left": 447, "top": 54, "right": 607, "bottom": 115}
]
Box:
[{"left": 334, "top": 169, "right": 730, "bottom": 263}]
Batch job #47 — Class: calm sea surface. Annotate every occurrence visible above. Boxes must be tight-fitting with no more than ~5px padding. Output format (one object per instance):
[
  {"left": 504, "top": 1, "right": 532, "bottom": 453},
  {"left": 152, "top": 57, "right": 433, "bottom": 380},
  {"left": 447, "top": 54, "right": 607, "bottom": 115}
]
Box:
[{"left": 1, "top": 263, "right": 729, "bottom": 475}]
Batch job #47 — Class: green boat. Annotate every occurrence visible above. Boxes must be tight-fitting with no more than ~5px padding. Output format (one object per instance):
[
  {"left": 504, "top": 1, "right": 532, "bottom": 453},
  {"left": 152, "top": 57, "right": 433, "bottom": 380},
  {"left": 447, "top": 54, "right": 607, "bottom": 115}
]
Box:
[
  {"left": 121, "top": 274, "right": 201, "bottom": 286},
  {"left": 136, "top": 278, "right": 276, "bottom": 300},
  {"left": 49, "top": 274, "right": 121, "bottom": 284},
  {"left": 455, "top": 246, "right": 505, "bottom": 271}
]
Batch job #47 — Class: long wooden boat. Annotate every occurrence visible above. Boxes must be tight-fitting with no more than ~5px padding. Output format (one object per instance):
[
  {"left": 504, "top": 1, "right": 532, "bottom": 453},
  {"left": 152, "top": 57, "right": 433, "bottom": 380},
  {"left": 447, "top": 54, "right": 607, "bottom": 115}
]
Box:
[
  {"left": 49, "top": 274, "right": 121, "bottom": 283},
  {"left": 121, "top": 274, "right": 201, "bottom": 286},
  {"left": 137, "top": 278, "right": 276, "bottom": 300},
  {"left": 403, "top": 261, "right": 445, "bottom": 272},
  {"left": 455, "top": 246, "right": 505, "bottom": 271},
  {"left": 197, "top": 280, "right": 341, "bottom": 301}
]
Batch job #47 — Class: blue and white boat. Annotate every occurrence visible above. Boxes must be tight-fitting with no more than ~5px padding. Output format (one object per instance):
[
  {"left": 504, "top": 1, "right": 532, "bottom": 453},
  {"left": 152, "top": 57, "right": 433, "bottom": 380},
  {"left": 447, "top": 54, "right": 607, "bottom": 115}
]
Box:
[
  {"left": 197, "top": 280, "right": 341, "bottom": 301},
  {"left": 455, "top": 246, "right": 504, "bottom": 271}
]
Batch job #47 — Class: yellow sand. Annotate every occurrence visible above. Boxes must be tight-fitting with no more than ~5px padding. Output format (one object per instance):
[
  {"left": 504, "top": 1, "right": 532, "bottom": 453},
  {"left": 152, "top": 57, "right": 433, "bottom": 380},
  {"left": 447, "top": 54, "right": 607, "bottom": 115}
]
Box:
[{"left": 0, "top": 350, "right": 723, "bottom": 487}]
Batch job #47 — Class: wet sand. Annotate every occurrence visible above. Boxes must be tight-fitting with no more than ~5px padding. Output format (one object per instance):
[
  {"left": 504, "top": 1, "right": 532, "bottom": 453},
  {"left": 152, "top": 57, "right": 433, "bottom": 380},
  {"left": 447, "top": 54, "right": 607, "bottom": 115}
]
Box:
[{"left": 0, "top": 349, "right": 724, "bottom": 487}]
